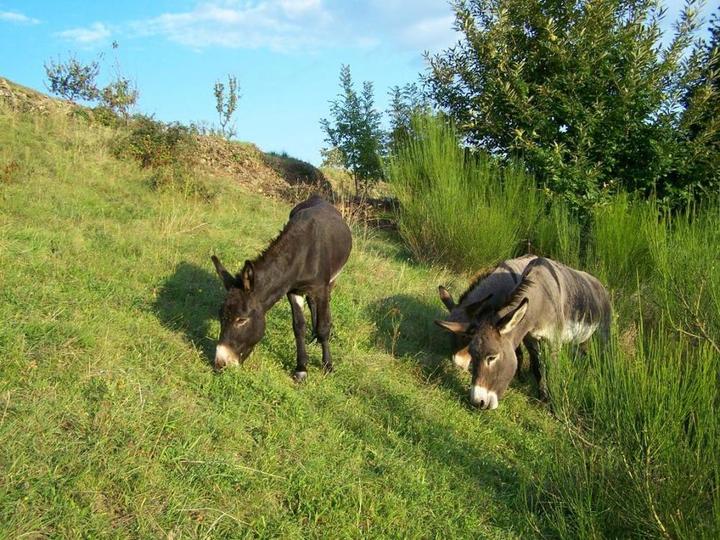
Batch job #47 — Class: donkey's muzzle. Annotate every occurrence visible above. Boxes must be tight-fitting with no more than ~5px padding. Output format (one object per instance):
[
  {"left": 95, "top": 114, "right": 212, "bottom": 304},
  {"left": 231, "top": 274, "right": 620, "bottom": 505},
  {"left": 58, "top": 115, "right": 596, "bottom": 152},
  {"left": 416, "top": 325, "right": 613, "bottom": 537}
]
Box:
[
  {"left": 214, "top": 344, "right": 241, "bottom": 370},
  {"left": 469, "top": 385, "right": 499, "bottom": 410}
]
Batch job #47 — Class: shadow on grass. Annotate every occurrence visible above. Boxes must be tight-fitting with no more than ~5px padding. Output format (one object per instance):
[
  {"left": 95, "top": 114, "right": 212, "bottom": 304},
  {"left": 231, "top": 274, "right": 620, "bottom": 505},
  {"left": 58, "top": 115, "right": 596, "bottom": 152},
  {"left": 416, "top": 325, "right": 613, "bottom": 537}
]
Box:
[
  {"left": 367, "top": 293, "right": 469, "bottom": 399},
  {"left": 153, "top": 261, "right": 223, "bottom": 364}
]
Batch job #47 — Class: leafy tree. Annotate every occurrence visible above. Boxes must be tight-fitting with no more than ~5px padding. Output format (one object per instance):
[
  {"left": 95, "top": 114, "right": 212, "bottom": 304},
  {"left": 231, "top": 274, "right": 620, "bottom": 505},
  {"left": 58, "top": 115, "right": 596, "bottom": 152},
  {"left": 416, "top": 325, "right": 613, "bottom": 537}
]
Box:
[
  {"left": 45, "top": 55, "right": 100, "bottom": 103},
  {"left": 675, "top": 6, "right": 720, "bottom": 201},
  {"left": 321, "top": 65, "right": 384, "bottom": 195},
  {"left": 426, "top": 0, "right": 713, "bottom": 209},
  {"left": 319, "top": 146, "right": 346, "bottom": 169},
  {"left": 45, "top": 43, "right": 138, "bottom": 118},
  {"left": 213, "top": 75, "right": 241, "bottom": 140},
  {"left": 387, "top": 82, "right": 430, "bottom": 153}
]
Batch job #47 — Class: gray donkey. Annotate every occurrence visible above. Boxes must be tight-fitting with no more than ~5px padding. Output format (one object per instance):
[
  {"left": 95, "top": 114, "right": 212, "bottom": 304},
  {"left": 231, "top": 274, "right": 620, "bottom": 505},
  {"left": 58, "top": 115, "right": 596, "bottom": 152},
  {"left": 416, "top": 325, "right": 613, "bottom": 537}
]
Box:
[
  {"left": 437, "top": 257, "right": 611, "bottom": 409},
  {"left": 436, "top": 255, "right": 537, "bottom": 371}
]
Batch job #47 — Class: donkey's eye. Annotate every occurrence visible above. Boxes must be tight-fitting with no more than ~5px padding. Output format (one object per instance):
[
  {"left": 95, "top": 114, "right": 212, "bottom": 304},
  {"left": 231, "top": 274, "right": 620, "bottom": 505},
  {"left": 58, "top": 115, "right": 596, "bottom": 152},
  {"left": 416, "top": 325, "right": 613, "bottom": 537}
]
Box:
[
  {"left": 486, "top": 355, "right": 498, "bottom": 365},
  {"left": 234, "top": 317, "right": 249, "bottom": 326}
]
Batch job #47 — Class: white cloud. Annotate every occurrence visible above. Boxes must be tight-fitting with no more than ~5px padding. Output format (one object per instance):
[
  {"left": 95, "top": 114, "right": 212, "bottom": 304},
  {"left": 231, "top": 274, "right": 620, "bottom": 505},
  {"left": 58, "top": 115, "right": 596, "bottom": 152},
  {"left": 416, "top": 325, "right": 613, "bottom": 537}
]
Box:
[
  {"left": 0, "top": 10, "right": 40, "bottom": 25},
  {"left": 56, "top": 22, "right": 112, "bottom": 45},
  {"left": 131, "top": 1, "right": 333, "bottom": 52},
  {"left": 54, "top": 1, "right": 458, "bottom": 54}
]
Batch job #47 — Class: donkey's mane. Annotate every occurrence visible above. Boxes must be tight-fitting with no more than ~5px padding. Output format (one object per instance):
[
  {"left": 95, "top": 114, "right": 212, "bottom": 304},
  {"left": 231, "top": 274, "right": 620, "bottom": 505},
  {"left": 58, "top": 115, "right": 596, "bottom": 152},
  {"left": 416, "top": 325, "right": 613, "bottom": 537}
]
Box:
[
  {"left": 457, "top": 265, "right": 498, "bottom": 305},
  {"left": 501, "top": 258, "right": 549, "bottom": 312},
  {"left": 505, "top": 277, "right": 536, "bottom": 310},
  {"left": 250, "top": 220, "right": 296, "bottom": 269}
]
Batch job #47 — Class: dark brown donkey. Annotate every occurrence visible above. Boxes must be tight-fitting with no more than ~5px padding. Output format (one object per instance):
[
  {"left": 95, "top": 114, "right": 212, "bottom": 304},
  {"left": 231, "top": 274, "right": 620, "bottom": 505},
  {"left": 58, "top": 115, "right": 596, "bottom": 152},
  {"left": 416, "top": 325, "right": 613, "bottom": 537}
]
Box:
[
  {"left": 211, "top": 195, "right": 352, "bottom": 381},
  {"left": 438, "top": 257, "right": 611, "bottom": 409},
  {"left": 436, "top": 255, "right": 537, "bottom": 370}
]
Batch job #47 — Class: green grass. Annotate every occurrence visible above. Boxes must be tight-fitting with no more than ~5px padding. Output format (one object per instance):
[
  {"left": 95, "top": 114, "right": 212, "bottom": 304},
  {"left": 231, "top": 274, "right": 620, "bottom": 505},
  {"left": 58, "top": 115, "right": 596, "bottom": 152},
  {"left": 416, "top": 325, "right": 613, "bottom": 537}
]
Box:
[
  {"left": 3, "top": 96, "right": 718, "bottom": 539},
  {"left": 0, "top": 102, "right": 569, "bottom": 537}
]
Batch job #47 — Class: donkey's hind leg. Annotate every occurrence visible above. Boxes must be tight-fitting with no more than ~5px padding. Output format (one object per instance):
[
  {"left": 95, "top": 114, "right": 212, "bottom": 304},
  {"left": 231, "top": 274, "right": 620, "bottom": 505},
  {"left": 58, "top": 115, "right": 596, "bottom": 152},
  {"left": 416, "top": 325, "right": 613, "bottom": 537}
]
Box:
[
  {"left": 288, "top": 293, "right": 309, "bottom": 382},
  {"left": 313, "top": 286, "right": 334, "bottom": 373}
]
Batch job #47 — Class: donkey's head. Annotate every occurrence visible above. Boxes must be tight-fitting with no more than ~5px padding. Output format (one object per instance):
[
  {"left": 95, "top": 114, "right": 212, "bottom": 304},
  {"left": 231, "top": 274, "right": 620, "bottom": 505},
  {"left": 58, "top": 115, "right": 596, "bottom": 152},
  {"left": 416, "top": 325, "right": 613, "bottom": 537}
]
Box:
[
  {"left": 436, "top": 298, "right": 529, "bottom": 409},
  {"left": 211, "top": 255, "right": 266, "bottom": 369}
]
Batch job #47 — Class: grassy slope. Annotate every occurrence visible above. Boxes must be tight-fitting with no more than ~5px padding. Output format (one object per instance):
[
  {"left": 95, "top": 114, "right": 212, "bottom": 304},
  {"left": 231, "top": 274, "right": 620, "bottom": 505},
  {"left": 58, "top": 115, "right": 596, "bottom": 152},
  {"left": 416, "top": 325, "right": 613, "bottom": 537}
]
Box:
[{"left": 0, "top": 103, "right": 562, "bottom": 537}]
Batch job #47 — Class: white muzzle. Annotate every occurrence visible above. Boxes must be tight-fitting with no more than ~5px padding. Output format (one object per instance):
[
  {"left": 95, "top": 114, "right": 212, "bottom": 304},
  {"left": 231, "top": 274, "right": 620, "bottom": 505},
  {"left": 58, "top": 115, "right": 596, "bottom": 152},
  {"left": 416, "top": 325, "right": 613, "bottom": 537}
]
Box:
[
  {"left": 469, "top": 385, "right": 499, "bottom": 410},
  {"left": 214, "top": 344, "right": 240, "bottom": 369}
]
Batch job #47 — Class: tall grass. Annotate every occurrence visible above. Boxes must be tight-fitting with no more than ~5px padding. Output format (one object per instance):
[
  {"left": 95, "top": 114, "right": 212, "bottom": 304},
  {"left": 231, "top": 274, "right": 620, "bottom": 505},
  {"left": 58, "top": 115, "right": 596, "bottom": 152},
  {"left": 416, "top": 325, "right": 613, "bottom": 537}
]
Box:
[
  {"left": 387, "top": 115, "right": 542, "bottom": 270},
  {"left": 387, "top": 114, "right": 720, "bottom": 537}
]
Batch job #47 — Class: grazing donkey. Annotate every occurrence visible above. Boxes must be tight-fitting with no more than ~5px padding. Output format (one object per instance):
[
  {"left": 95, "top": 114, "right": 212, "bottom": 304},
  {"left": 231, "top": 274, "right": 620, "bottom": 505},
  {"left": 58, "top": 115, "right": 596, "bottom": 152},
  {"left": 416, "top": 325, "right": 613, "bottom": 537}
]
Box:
[
  {"left": 436, "top": 255, "right": 537, "bottom": 371},
  {"left": 211, "top": 195, "right": 352, "bottom": 381},
  {"left": 437, "top": 257, "right": 611, "bottom": 409}
]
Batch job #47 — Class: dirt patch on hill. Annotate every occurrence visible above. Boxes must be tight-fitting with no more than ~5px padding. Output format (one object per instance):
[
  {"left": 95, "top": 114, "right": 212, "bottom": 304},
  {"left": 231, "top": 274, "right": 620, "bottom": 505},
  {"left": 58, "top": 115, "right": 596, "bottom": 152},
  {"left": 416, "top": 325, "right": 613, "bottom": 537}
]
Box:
[{"left": 0, "top": 77, "right": 72, "bottom": 115}]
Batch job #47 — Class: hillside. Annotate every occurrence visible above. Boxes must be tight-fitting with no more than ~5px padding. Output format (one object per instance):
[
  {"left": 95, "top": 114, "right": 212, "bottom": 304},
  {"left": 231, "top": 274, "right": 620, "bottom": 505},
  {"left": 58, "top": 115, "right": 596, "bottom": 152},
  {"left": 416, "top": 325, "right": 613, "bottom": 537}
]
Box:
[{"left": 0, "top": 80, "right": 563, "bottom": 537}]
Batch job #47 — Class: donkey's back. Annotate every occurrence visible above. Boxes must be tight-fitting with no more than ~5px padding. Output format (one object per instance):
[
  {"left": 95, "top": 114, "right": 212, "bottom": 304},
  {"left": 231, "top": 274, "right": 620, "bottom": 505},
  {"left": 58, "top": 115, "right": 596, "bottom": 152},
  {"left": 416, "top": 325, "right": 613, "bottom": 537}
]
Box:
[
  {"left": 517, "top": 257, "right": 611, "bottom": 345},
  {"left": 284, "top": 195, "right": 351, "bottom": 284}
]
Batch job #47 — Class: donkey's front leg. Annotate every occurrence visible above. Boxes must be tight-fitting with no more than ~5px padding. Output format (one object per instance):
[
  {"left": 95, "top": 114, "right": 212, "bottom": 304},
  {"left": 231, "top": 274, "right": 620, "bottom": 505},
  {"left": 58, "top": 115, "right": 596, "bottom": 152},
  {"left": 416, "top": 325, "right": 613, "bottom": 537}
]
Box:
[
  {"left": 314, "top": 287, "right": 334, "bottom": 373},
  {"left": 288, "top": 293, "right": 309, "bottom": 382},
  {"left": 524, "top": 336, "right": 548, "bottom": 402}
]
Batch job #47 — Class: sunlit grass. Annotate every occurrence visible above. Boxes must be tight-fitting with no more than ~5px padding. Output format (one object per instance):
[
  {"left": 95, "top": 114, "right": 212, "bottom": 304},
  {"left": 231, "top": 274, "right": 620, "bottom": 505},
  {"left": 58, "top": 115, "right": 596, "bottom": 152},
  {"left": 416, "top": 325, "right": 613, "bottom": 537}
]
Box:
[{"left": 0, "top": 103, "right": 560, "bottom": 538}]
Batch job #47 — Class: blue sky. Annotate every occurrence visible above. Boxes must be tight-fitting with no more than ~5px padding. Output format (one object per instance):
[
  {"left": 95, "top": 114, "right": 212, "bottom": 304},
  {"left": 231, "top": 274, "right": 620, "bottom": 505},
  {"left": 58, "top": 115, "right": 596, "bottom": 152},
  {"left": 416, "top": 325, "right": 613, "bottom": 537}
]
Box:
[{"left": 1, "top": 1, "right": 717, "bottom": 165}]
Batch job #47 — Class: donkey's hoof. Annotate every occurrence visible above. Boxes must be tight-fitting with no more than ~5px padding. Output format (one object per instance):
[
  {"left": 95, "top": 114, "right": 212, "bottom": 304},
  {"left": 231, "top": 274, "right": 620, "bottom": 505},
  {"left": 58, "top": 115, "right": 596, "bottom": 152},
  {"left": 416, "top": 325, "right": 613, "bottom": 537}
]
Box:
[
  {"left": 293, "top": 371, "right": 308, "bottom": 383},
  {"left": 538, "top": 388, "right": 549, "bottom": 403},
  {"left": 322, "top": 363, "right": 334, "bottom": 374}
]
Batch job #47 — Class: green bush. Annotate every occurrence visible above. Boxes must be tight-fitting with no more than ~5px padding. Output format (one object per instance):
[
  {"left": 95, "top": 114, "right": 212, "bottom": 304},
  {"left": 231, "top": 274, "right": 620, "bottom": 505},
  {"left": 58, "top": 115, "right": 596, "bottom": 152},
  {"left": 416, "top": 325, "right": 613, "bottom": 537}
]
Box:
[
  {"left": 533, "top": 322, "right": 719, "bottom": 538},
  {"left": 387, "top": 114, "right": 542, "bottom": 270},
  {"left": 115, "top": 115, "right": 197, "bottom": 170},
  {"left": 529, "top": 196, "right": 582, "bottom": 267},
  {"left": 148, "top": 164, "right": 218, "bottom": 201},
  {"left": 589, "top": 194, "right": 658, "bottom": 290}
]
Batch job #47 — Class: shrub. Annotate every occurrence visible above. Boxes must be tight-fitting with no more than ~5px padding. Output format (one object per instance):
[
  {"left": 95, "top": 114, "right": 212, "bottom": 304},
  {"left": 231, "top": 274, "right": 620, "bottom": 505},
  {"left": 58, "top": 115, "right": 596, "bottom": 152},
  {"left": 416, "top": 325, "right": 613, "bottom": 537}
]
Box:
[
  {"left": 387, "top": 114, "right": 542, "bottom": 270},
  {"left": 148, "top": 164, "right": 218, "bottom": 201},
  {"left": 589, "top": 194, "right": 659, "bottom": 290},
  {"left": 115, "top": 115, "right": 197, "bottom": 169}
]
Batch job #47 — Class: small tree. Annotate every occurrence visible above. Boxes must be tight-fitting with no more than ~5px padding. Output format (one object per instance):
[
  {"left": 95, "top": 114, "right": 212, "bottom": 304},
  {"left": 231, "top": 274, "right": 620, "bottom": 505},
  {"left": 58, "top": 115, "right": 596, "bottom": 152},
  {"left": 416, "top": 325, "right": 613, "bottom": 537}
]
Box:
[
  {"left": 45, "top": 43, "right": 138, "bottom": 118},
  {"left": 44, "top": 55, "right": 100, "bottom": 103},
  {"left": 213, "top": 75, "right": 240, "bottom": 139},
  {"left": 321, "top": 65, "right": 384, "bottom": 196},
  {"left": 99, "top": 42, "right": 138, "bottom": 118}
]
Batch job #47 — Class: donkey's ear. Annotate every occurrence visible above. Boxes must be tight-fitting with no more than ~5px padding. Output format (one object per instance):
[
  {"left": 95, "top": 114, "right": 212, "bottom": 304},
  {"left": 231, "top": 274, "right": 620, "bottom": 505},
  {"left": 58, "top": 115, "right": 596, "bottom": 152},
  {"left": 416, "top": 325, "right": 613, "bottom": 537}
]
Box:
[
  {"left": 497, "top": 298, "right": 529, "bottom": 335},
  {"left": 434, "top": 319, "right": 470, "bottom": 335},
  {"left": 464, "top": 293, "right": 493, "bottom": 318},
  {"left": 438, "top": 286, "right": 455, "bottom": 311},
  {"left": 241, "top": 260, "right": 255, "bottom": 291},
  {"left": 211, "top": 255, "right": 237, "bottom": 290}
]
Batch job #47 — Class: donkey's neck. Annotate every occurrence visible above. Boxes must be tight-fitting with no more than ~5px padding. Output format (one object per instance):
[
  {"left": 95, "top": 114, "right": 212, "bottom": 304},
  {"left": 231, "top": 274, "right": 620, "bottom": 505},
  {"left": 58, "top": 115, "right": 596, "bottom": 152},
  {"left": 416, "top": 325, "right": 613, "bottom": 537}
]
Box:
[
  {"left": 252, "top": 254, "right": 298, "bottom": 310},
  {"left": 505, "top": 307, "right": 539, "bottom": 350}
]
